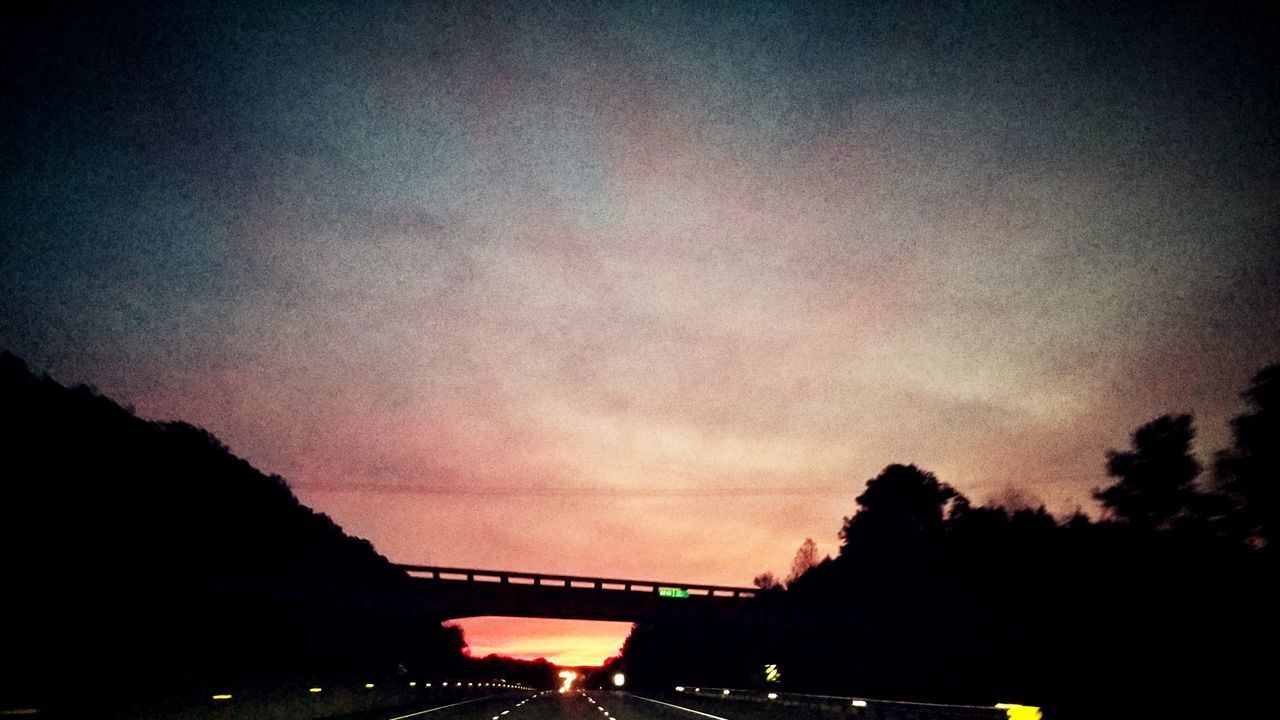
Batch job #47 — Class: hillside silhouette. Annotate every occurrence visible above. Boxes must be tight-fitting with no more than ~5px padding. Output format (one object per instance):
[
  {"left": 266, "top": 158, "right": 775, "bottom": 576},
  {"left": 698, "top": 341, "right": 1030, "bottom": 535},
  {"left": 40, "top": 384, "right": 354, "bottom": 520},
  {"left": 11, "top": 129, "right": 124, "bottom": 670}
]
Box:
[{"left": 0, "top": 351, "right": 467, "bottom": 715}]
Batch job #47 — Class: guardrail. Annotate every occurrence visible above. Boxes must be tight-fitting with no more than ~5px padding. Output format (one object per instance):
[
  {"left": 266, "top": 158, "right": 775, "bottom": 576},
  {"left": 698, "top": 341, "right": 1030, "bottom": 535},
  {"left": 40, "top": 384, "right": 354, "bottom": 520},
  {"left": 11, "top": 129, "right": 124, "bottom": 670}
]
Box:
[
  {"left": 75, "top": 679, "right": 538, "bottom": 720},
  {"left": 395, "top": 565, "right": 758, "bottom": 598},
  {"left": 664, "top": 685, "right": 1040, "bottom": 719}
]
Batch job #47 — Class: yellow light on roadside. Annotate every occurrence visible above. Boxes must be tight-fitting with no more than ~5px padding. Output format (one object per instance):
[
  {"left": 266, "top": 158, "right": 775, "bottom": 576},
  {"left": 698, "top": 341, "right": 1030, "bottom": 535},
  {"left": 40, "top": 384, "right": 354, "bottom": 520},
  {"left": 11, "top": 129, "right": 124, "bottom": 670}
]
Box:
[
  {"left": 309, "top": 688, "right": 322, "bottom": 694},
  {"left": 211, "top": 694, "right": 232, "bottom": 701},
  {"left": 365, "top": 683, "right": 375, "bottom": 689},
  {"left": 996, "top": 704, "right": 1042, "bottom": 720}
]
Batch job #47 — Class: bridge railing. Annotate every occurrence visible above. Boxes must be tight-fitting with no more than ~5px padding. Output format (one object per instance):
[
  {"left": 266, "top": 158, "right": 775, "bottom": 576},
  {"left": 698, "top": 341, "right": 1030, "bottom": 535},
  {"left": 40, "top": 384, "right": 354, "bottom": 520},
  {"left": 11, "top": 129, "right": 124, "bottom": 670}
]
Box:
[{"left": 394, "top": 564, "right": 757, "bottom": 599}]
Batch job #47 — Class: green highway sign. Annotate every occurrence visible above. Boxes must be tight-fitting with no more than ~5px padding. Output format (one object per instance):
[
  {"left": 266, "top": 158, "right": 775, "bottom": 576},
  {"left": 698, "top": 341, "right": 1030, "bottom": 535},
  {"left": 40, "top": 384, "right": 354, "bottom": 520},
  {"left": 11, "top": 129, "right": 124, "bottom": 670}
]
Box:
[{"left": 658, "top": 587, "right": 690, "bottom": 599}]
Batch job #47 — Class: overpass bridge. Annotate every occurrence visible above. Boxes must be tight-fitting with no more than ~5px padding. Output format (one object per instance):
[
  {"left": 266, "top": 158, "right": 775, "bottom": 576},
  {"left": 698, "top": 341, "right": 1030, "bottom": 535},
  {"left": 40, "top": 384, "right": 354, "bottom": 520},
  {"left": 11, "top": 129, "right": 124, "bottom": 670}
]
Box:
[{"left": 394, "top": 564, "right": 762, "bottom": 624}]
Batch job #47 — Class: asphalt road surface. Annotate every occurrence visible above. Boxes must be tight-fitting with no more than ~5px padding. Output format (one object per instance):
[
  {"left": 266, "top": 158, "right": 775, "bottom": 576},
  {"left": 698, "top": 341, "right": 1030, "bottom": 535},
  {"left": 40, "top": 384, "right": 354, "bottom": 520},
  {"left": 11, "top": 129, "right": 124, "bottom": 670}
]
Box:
[{"left": 342, "top": 689, "right": 824, "bottom": 720}]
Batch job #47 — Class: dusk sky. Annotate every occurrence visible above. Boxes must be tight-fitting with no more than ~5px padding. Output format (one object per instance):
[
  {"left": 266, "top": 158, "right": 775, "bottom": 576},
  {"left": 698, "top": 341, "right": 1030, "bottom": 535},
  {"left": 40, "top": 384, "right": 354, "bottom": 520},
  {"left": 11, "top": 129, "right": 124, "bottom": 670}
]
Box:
[{"left": 3, "top": 0, "right": 1278, "bottom": 666}]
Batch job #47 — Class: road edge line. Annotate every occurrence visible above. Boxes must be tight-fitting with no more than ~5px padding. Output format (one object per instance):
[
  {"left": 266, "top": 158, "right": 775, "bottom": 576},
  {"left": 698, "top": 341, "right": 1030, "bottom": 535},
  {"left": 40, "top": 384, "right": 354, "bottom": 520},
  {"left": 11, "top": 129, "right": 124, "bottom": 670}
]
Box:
[{"left": 624, "top": 693, "right": 733, "bottom": 720}]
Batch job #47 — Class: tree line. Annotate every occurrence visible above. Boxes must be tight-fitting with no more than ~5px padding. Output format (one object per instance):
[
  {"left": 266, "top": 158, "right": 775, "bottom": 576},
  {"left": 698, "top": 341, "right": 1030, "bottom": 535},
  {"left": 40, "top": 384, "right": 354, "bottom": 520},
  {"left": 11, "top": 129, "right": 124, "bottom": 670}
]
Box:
[{"left": 616, "top": 363, "right": 1278, "bottom": 720}]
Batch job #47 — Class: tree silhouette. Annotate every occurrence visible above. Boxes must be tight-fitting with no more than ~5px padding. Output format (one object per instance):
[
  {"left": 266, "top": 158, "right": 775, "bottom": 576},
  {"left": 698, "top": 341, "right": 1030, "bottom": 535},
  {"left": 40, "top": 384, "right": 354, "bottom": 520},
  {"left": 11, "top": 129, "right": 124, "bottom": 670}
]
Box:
[
  {"left": 752, "top": 571, "right": 782, "bottom": 591},
  {"left": 1093, "top": 414, "right": 1203, "bottom": 531},
  {"left": 839, "top": 464, "right": 958, "bottom": 551},
  {"left": 617, "top": 366, "right": 1279, "bottom": 720},
  {"left": 1216, "top": 363, "right": 1280, "bottom": 547},
  {"left": 786, "top": 537, "right": 820, "bottom": 585}
]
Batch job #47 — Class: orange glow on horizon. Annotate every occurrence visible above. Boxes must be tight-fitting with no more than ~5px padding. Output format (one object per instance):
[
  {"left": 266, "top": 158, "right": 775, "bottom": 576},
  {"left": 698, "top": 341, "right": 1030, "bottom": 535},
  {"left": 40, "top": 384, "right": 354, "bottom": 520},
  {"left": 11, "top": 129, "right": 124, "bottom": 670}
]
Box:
[{"left": 450, "top": 617, "right": 632, "bottom": 667}]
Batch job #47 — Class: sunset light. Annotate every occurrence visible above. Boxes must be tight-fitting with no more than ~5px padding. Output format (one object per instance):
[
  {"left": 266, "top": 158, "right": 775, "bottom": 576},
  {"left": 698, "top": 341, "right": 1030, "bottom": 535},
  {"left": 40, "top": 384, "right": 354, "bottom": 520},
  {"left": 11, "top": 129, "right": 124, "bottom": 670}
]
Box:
[{"left": 452, "top": 617, "right": 631, "bottom": 668}]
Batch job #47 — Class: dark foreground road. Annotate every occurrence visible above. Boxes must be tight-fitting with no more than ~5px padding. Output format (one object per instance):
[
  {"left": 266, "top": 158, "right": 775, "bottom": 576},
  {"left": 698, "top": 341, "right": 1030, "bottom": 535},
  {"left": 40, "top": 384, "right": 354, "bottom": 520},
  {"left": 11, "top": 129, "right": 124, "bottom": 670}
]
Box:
[
  {"left": 338, "top": 689, "right": 843, "bottom": 720},
  {"left": 4, "top": 686, "right": 1024, "bottom": 720}
]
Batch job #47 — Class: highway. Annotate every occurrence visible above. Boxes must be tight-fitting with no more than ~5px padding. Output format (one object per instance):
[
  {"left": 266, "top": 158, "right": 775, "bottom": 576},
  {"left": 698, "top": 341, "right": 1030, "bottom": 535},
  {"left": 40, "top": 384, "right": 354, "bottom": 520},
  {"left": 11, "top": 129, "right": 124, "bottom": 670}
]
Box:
[
  {"left": 331, "top": 687, "right": 1032, "bottom": 720},
  {"left": 0, "top": 686, "right": 1030, "bottom": 720},
  {"left": 340, "top": 689, "right": 827, "bottom": 720}
]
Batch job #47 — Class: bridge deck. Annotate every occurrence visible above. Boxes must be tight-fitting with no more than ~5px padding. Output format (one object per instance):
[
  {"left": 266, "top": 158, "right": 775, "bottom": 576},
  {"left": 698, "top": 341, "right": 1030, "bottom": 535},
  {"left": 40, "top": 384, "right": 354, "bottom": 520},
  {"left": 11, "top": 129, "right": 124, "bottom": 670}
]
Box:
[{"left": 395, "top": 564, "right": 757, "bottom": 598}]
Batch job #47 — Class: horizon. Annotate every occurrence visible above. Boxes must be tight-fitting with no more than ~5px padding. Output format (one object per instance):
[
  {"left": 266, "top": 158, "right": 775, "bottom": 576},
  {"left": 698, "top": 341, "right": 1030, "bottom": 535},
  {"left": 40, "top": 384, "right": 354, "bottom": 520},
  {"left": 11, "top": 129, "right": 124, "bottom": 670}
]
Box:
[
  {"left": 454, "top": 616, "right": 629, "bottom": 669},
  {"left": 5, "top": 347, "right": 1274, "bottom": 666}
]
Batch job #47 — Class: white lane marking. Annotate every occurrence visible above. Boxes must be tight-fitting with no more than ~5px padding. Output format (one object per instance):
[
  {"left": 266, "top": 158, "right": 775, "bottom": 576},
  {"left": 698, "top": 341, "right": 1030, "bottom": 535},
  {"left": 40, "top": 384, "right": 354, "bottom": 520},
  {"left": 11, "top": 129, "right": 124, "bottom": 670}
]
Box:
[
  {"left": 386, "top": 696, "right": 496, "bottom": 720},
  {"left": 626, "top": 694, "right": 733, "bottom": 720}
]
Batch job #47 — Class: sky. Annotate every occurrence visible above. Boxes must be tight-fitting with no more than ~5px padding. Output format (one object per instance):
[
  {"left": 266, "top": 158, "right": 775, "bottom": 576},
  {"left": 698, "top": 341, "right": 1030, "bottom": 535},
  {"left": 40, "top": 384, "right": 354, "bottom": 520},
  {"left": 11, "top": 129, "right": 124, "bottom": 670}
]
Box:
[{"left": 3, "top": 0, "right": 1279, "bottom": 665}]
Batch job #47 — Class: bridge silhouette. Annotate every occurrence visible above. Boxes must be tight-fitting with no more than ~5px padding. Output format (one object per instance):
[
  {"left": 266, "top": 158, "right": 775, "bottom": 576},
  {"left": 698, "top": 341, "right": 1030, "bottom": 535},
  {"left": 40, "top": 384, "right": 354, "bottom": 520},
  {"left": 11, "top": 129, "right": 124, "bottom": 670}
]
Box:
[{"left": 395, "top": 565, "right": 761, "bottom": 624}]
